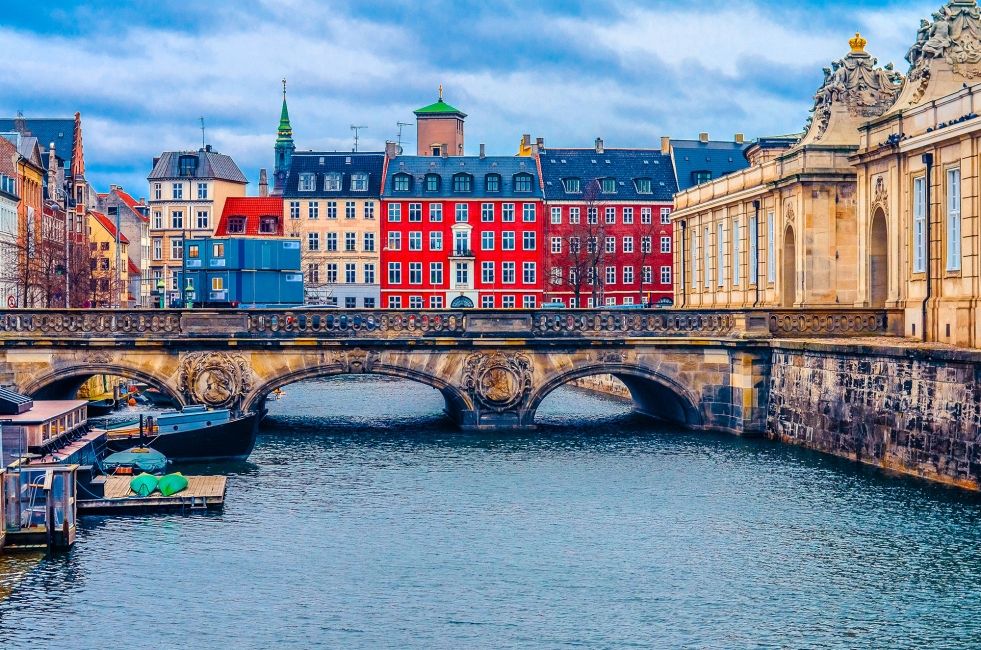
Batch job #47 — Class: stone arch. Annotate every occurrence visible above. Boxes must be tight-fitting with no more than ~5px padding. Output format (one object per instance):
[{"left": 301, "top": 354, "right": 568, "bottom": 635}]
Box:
[
  {"left": 241, "top": 364, "right": 475, "bottom": 426},
  {"left": 869, "top": 207, "right": 888, "bottom": 308},
  {"left": 528, "top": 363, "right": 704, "bottom": 428},
  {"left": 782, "top": 224, "right": 797, "bottom": 307},
  {"left": 23, "top": 363, "right": 184, "bottom": 405}
]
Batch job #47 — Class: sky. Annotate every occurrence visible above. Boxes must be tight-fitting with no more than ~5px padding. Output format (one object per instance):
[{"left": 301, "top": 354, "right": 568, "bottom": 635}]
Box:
[{"left": 0, "top": 0, "right": 942, "bottom": 197}]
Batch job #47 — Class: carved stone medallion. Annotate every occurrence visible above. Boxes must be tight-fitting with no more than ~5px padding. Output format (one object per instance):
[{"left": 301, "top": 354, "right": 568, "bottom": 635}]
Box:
[
  {"left": 463, "top": 352, "right": 533, "bottom": 411},
  {"left": 178, "top": 351, "right": 254, "bottom": 408},
  {"left": 333, "top": 348, "right": 380, "bottom": 374}
]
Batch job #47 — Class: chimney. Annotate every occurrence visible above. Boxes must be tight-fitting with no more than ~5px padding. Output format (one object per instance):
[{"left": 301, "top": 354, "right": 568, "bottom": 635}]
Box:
[
  {"left": 258, "top": 169, "right": 269, "bottom": 197},
  {"left": 699, "top": 132, "right": 709, "bottom": 143},
  {"left": 734, "top": 133, "right": 745, "bottom": 144},
  {"left": 536, "top": 137, "right": 544, "bottom": 151},
  {"left": 594, "top": 137, "right": 604, "bottom": 154},
  {"left": 441, "top": 144, "right": 448, "bottom": 158},
  {"left": 385, "top": 140, "right": 401, "bottom": 159},
  {"left": 660, "top": 136, "right": 670, "bottom": 155},
  {"left": 152, "top": 157, "right": 160, "bottom": 169},
  {"left": 521, "top": 134, "right": 530, "bottom": 148},
  {"left": 479, "top": 143, "right": 486, "bottom": 159}
]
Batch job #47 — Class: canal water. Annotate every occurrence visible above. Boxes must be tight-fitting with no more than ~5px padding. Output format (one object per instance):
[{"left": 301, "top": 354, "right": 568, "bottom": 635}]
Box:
[{"left": 1, "top": 376, "right": 981, "bottom": 648}]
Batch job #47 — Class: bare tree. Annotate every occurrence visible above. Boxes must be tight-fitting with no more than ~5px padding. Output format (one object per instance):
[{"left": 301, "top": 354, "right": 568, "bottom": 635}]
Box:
[
  {"left": 635, "top": 215, "right": 662, "bottom": 307},
  {"left": 560, "top": 180, "right": 607, "bottom": 307}
]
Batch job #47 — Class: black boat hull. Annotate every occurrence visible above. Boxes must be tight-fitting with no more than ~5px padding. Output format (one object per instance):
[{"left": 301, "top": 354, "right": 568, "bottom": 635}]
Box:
[
  {"left": 106, "top": 412, "right": 260, "bottom": 462},
  {"left": 87, "top": 399, "right": 117, "bottom": 417}
]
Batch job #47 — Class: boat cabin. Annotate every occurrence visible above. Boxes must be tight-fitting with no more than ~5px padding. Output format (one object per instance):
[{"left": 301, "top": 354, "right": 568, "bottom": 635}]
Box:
[
  {"left": 155, "top": 406, "right": 231, "bottom": 433},
  {"left": 0, "top": 394, "right": 88, "bottom": 466}
]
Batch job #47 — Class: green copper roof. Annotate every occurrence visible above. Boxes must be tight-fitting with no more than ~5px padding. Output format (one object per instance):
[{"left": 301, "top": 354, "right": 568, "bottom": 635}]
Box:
[
  {"left": 277, "top": 96, "right": 293, "bottom": 143},
  {"left": 413, "top": 99, "right": 466, "bottom": 117}
]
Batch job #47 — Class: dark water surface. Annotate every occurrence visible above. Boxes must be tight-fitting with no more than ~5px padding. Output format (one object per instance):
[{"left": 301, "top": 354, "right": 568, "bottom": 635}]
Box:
[{"left": 1, "top": 376, "right": 980, "bottom": 648}]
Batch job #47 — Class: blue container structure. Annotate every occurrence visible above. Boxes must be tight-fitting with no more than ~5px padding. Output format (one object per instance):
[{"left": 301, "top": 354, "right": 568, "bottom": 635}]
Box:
[{"left": 178, "top": 238, "right": 303, "bottom": 307}]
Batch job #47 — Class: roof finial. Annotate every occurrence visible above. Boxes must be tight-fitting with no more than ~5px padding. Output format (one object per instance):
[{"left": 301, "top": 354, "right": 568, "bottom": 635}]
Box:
[
  {"left": 282, "top": 77, "right": 287, "bottom": 99},
  {"left": 439, "top": 83, "right": 443, "bottom": 101},
  {"left": 849, "top": 32, "right": 867, "bottom": 53}
]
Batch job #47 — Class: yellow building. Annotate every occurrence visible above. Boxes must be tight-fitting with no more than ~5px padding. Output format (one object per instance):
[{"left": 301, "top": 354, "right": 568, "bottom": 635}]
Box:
[
  {"left": 87, "top": 210, "right": 130, "bottom": 307},
  {"left": 147, "top": 147, "right": 247, "bottom": 306}
]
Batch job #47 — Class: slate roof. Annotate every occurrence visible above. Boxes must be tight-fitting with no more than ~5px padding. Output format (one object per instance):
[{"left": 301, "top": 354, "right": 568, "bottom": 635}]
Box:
[
  {"left": 0, "top": 118, "right": 75, "bottom": 168},
  {"left": 215, "top": 197, "right": 284, "bottom": 236},
  {"left": 538, "top": 148, "right": 677, "bottom": 202},
  {"left": 147, "top": 148, "right": 248, "bottom": 183},
  {"left": 670, "top": 139, "right": 750, "bottom": 192},
  {"left": 382, "top": 156, "right": 542, "bottom": 199},
  {"left": 90, "top": 210, "right": 130, "bottom": 244},
  {"left": 283, "top": 152, "right": 385, "bottom": 198}
]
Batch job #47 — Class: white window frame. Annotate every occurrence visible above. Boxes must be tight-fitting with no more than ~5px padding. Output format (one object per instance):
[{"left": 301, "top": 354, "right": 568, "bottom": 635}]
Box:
[
  {"left": 748, "top": 214, "right": 758, "bottom": 286},
  {"left": 947, "top": 168, "right": 961, "bottom": 272},
  {"left": 767, "top": 211, "right": 776, "bottom": 284}
]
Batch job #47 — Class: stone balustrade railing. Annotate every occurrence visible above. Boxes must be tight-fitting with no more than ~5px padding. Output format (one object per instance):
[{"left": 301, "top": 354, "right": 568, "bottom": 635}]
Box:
[{"left": 0, "top": 308, "right": 901, "bottom": 341}]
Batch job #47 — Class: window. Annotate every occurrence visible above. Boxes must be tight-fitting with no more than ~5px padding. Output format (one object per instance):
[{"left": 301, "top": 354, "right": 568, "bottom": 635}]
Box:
[
  {"left": 453, "top": 231, "right": 470, "bottom": 255},
  {"left": 481, "top": 295, "right": 494, "bottom": 308},
  {"left": 196, "top": 210, "right": 209, "bottom": 229},
  {"left": 166, "top": 210, "right": 183, "bottom": 229},
  {"left": 623, "top": 266, "right": 634, "bottom": 284},
  {"left": 634, "top": 178, "right": 652, "bottom": 194},
  {"left": 409, "top": 203, "right": 422, "bottom": 222},
  {"left": 569, "top": 207, "right": 580, "bottom": 224},
  {"left": 326, "top": 233, "right": 338, "bottom": 252},
  {"left": 641, "top": 207, "right": 652, "bottom": 224},
  {"left": 308, "top": 202, "right": 319, "bottom": 219},
  {"left": 560, "top": 177, "right": 581, "bottom": 194},
  {"left": 732, "top": 219, "right": 741, "bottom": 286},
  {"left": 587, "top": 237, "right": 597, "bottom": 253},
  {"left": 227, "top": 217, "right": 245, "bottom": 233},
  {"left": 213, "top": 243, "right": 224, "bottom": 258},
  {"left": 171, "top": 238, "right": 183, "bottom": 260},
  {"left": 289, "top": 201, "right": 300, "bottom": 219},
  {"left": 514, "top": 173, "right": 533, "bottom": 192},
  {"left": 345, "top": 297, "right": 357, "bottom": 308},
  {"left": 601, "top": 178, "right": 616, "bottom": 193},
  {"left": 502, "top": 295, "right": 515, "bottom": 308},
  {"left": 704, "top": 227, "right": 712, "bottom": 288},
  {"left": 430, "top": 262, "right": 443, "bottom": 285},
  {"left": 481, "top": 203, "right": 494, "bottom": 222},
  {"left": 430, "top": 231, "right": 443, "bottom": 251},
  {"left": 388, "top": 296, "right": 401, "bottom": 308},
  {"left": 320, "top": 173, "right": 340, "bottom": 191},
  {"left": 364, "top": 263, "right": 375, "bottom": 284},
  {"left": 212, "top": 277, "right": 224, "bottom": 292},
  {"left": 327, "top": 201, "right": 337, "bottom": 219},
  {"left": 152, "top": 211, "right": 163, "bottom": 229},
  {"left": 299, "top": 174, "right": 316, "bottom": 191},
  {"left": 623, "top": 236, "right": 634, "bottom": 253},
  {"left": 307, "top": 232, "right": 320, "bottom": 251},
  {"left": 455, "top": 203, "right": 468, "bottom": 222},
  {"left": 153, "top": 184, "right": 162, "bottom": 201},
  {"left": 172, "top": 183, "right": 184, "bottom": 199},
  {"left": 388, "top": 203, "right": 401, "bottom": 222},
  {"left": 523, "top": 231, "right": 536, "bottom": 251},
  {"left": 717, "top": 223, "right": 725, "bottom": 287},
  {"left": 308, "top": 264, "right": 320, "bottom": 284},
  {"left": 430, "top": 296, "right": 444, "bottom": 308},
  {"left": 502, "top": 231, "right": 515, "bottom": 250},
  {"left": 605, "top": 297, "right": 616, "bottom": 306},
  {"left": 455, "top": 262, "right": 469, "bottom": 285},
  {"left": 767, "top": 211, "right": 776, "bottom": 283},
  {"left": 388, "top": 262, "right": 401, "bottom": 284},
  {"left": 502, "top": 203, "right": 515, "bottom": 222},
  {"left": 587, "top": 207, "right": 598, "bottom": 224},
  {"left": 623, "top": 297, "right": 634, "bottom": 305},
  {"left": 481, "top": 231, "right": 494, "bottom": 251},
  {"left": 485, "top": 174, "right": 501, "bottom": 193},
  {"left": 523, "top": 203, "right": 536, "bottom": 222},
  {"left": 345, "top": 263, "right": 357, "bottom": 283},
  {"left": 605, "top": 266, "right": 616, "bottom": 284},
  {"left": 643, "top": 266, "right": 653, "bottom": 284},
  {"left": 152, "top": 238, "right": 162, "bottom": 260},
  {"left": 749, "top": 214, "right": 758, "bottom": 285},
  {"left": 691, "top": 229, "right": 699, "bottom": 289},
  {"left": 345, "top": 201, "right": 356, "bottom": 219},
  {"left": 605, "top": 207, "right": 616, "bottom": 224},
  {"left": 481, "top": 261, "right": 495, "bottom": 284},
  {"left": 178, "top": 155, "right": 197, "bottom": 176},
  {"left": 623, "top": 207, "right": 634, "bottom": 224},
  {"left": 947, "top": 168, "right": 962, "bottom": 272},
  {"left": 409, "top": 231, "right": 422, "bottom": 251},
  {"left": 364, "top": 297, "right": 376, "bottom": 308},
  {"left": 364, "top": 232, "right": 375, "bottom": 252},
  {"left": 393, "top": 173, "right": 411, "bottom": 192},
  {"left": 550, "top": 207, "right": 562, "bottom": 224},
  {"left": 425, "top": 174, "right": 440, "bottom": 192},
  {"left": 502, "top": 261, "right": 516, "bottom": 284},
  {"left": 693, "top": 171, "right": 712, "bottom": 185},
  {"left": 550, "top": 267, "right": 562, "bottom": 285},
  {"left": 429, "top": 203, "right": 443, "bottom": 222},
  {"left": 570, "top": 237, "right": 581, "bottom": 253},
  {"left": 551, "top": 237, "right": 562, "bottom": 254},
  {"left": 523, "top": 295, "right": 536, "bottom": 308},
  {"left": 409, "top": 262, "right": 422, "bottom": 284},
  {"left": 351, "top": 173, "right": 368, "bottom": 192},
  {"left": 659, "top": 236, "right": 671, "bottom": 253},
  {"left": 453, "top": 173, "right": 473, "bottom": 192},
  {"left": 660, "top": 208, "right": 671, "bottom": 224},
  {"left": 605, "top": 236, "right": 615, "bottom": 254},
  {"left": 387, "top": 231, "right": 401, "bottom": 251},
  {"left": 345, "top": 232, "right": 357, "bottom": 252},
  {"left": 661, "top": 266, "right": 672, "bottom": 284}
]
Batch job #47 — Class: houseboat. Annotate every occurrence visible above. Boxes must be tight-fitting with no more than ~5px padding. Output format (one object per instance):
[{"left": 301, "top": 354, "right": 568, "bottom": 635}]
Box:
[{"left": 102, "top": 406, "right": 260, "bottom": 462}]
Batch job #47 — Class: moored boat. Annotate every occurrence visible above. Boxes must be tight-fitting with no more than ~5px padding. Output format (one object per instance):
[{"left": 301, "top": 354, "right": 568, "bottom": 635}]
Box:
[
  {"left": 140, "top": 388, "right": 177, "bottom": 408},
  {"left": 102, "top": 406, "right": 260, "bottom": 462},
  {"left": 87, "top": 398, "right": 117, "bottom": 416},
  {"left": 102, "top": 447, "right": 169, "bottom": 474}
]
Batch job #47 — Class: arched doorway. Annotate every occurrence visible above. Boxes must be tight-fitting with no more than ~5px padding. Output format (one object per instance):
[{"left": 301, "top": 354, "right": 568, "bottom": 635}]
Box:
[
  {"left": 782, "top": 225, "right": 797, "bottom": 307},
  {"left": 869, "top": 208, "right": 888, "bottom": 308}
]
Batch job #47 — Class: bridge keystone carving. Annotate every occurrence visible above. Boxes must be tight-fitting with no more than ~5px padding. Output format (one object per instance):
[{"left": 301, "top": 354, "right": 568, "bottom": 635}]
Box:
[
  {"left": 463, "top": 352, "right": 533, "bottom": 412},
  {"left": 178, "top": 351, "right": 254, "bottom": 409}
]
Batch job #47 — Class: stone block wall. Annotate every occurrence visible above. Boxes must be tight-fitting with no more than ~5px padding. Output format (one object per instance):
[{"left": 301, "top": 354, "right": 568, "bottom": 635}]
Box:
[{"left": 767, "top": 342, "right": 981, "bottom": 490}]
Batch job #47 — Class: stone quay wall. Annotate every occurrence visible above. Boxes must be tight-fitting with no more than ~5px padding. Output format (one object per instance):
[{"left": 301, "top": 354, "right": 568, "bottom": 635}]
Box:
[{"left": 767, "top": 341, "right": 981, "bottom": 490}]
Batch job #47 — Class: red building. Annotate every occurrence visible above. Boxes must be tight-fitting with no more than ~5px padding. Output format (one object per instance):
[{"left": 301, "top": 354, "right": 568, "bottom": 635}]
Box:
[
  {"left": 214, "top": 196, "right": 284, "bottom": 237},
  {"left": 380, "top": 155, "right": 544, "bottom": 309},
  {"left": 537, "top": 142, "right": 678, "bottom": 307}
]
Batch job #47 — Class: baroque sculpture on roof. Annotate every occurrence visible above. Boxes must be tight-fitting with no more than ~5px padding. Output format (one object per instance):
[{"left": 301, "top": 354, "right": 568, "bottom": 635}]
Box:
[{"left": 902, "top": 0, "right": 981, "bottom": 105}]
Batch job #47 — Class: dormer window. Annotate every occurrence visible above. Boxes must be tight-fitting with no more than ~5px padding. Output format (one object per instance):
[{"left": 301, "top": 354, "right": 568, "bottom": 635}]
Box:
[
  {"left": 485, "top": 174, "right": 501, "bottom": 193},
  {"left": 513, "top": 172, "right": 533, "bottom": 193},
  {"left": 562, "top": 178, "right": 581, "bottom": 194},
  {"left": 298, "top": 173, "right": 316, "bottom": 191},
  {"left": 259, "top": 216, "right": 278, "bottom": 234},
  {"left": 453, "top": 173, "right": 473, "bottom": 193},
  {"left": 351, "top": 172, "right": 368, "bottom": 192},
  {"left": 324, "top": 173, "right": 342, "bottom": 191},
  {"left": 425, "top": 173, "right": 441, "bottom": 192},
  {"left": 634, "top": 178, "right": 653, "bottom": 194},
  {"left": 178, "top": 155, "right": 198, "bottom": 176},
  {"left": 227, "top": 217, "right": 246, "bottom": 233},
  {"left": 601, "top": 178, "right": 617, "bottom": 194},
  {"left": 693, "top": 171, "right": 712, "bottom": 185},
  {"left": 393, "top": 173, "right": 411, "bottom": 192}
]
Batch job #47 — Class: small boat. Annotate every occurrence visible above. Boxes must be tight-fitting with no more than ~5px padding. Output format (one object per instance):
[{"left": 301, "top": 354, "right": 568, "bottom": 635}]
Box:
[
  {"left": 102, "top": 447, "right": 169, "bottom": 474},
  {"left": 141, "top": 388, "right": 177, "bottom": 408},
  {"left": 87, "top": 398, "right": 117, "bottom": 417},
  {"left": 103, "top": 406, "right": 261, "bottom": 462}
]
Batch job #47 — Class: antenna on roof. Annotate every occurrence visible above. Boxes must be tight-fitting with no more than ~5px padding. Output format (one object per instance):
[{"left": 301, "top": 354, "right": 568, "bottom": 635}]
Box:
[
  {"left": 396, "top": 122, "right": 411, "bottom": 148},
  {"left": 200, "top": 117, "right": 207, "bottom": 148},
  {"left": 351, "top": 125, "right": 367, "bottom": 152}
]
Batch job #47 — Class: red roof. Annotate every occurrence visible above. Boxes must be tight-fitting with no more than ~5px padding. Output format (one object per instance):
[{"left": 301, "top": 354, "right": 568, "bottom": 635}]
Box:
[
  {"left": 111, "top": 187, "right": 149, "bottom": 223},
  {"left": 90, "top": 210, "right": 130, "bottom": 244},
  {"left": 127, "top": 258, "right": 141, "bottom": 275},
  {"left": 215, "top": 196, "right": 284, "bottom": 237}
]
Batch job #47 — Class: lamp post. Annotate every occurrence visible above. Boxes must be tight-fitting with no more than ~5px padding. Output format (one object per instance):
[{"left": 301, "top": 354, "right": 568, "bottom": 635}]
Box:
[
  {"left": 184, "top": 277, "right": 194, "bottom": 309},
  {"left": 156, "top": 278, "right": 165, "bottom": 309}
]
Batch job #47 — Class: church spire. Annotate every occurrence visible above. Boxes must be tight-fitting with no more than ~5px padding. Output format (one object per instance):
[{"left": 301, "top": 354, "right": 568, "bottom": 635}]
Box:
[
  {"left": 273, "top": 78, "right": 296, "bottom": 195},
  {"left": 277, "top": 78, "right": 293, "bottom": 142}
]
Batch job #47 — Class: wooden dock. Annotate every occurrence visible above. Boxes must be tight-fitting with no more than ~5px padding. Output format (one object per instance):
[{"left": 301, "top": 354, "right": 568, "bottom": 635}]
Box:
[{"left": 78, "top": 475, "right": 227, "bottom": 514}]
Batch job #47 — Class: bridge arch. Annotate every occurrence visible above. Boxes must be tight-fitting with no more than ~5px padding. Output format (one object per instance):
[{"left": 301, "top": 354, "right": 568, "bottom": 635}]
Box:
[
  {"left": 23, "top": 363, "right": 184, "bottom": 406},
  {"left": 528, "top": 363, "right": 704, "bottom": 428}
]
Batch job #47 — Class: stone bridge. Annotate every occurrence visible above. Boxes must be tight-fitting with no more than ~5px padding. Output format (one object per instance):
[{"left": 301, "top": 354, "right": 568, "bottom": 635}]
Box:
[{"left": 0, "top": 308, "right": 899, "bottom": 433}]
